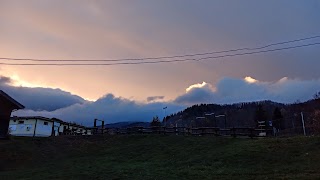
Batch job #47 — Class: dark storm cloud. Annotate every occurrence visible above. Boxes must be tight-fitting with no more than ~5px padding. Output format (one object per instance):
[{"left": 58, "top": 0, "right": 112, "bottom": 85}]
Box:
[
  {"left": 174, "top": 83, "right": 214, "bottom": 105},
  {"left": 174, "top": 77, "right": 320, "bottom": 105},
  {"left": 12, "top": 76, "right": 320, "bottom": 126},
  {"left": 0, "top": 75, "right": 86, "bottom": 111},
  {"left": 14, "top": 93, "right": 185, "bottom": 126}
]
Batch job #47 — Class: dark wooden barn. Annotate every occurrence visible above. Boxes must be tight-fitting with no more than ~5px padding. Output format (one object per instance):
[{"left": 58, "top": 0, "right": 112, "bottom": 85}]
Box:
[{"left": 0, "top": 90, "right": 24, "bottom": 139}]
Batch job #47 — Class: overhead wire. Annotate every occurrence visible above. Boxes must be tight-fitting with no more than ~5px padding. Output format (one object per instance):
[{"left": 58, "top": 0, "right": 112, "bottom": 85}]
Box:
[
  {"left": 0, "top": 35, "right": 319, "bottom": 62},
  {"left": 0, "top": 42, "right": 318, "bottom": 66}
]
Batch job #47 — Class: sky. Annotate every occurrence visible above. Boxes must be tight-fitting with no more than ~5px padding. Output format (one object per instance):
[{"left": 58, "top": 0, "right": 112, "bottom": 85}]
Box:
[{"left": 1, "top": 1, "right": 320, "bottom": 125}]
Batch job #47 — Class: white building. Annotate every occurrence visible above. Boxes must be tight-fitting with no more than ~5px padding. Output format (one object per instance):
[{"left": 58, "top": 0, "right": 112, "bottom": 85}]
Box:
[
  {"left": 9, "top": 116, "right": 93, "bottom": 137},
  {"left": 52, "top": 118, "right": 69, "bottom": 135},
  {"left": 66, "top": 123, "right": 79, "bottom": 135},
  {"left": 72, "top": 124, "right": 90, "bottom": 135},
  {"left": 86, "top": 128, "right": 93, "bottom": 135},
  {"left": 9, "top": 116, "right": 55, "bottom": 137}
]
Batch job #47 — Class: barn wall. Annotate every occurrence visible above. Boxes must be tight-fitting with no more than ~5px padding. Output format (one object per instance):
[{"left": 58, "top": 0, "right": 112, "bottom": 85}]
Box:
[
  {"left": 0, "top": 99, "right": 14, "bottom": 138},
  {"left": 35, "top": 120, "right": 54, "bottom": 137},
  {"left": 59, "top": 124, "right": 69, "bottom": 134},
  {"left": 52, "top": 121, "right": 61, "bottom": 136},
  {"left": 9, "top": 119, "right": 36, "bottom": 137},
  {"left": 0, "top": 114, "right": 12, "bottom": 138}
]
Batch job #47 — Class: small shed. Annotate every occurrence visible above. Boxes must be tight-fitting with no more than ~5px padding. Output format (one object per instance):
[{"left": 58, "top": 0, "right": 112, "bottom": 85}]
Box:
[
  {"left": 85, "top": 127, "right": 94, "bottom": 135},
  {"left": 68, "top": 123, "right": 76, "bottom": 135},
  {"left": 0, "top": 90, "right": 24, "bottom": 139},
  {"left": 9, "top": 116, "right": 54, "bottom": 137},
  {"left": 52, "top": 118, "right": 69, "bottom": 135}
]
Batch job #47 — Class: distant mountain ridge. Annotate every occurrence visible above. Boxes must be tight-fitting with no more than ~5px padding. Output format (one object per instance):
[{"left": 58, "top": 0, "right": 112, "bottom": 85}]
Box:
[
  {"left": 99, "top": 121, "right": 150, "bottom": 128},
  {"left": 98, "top": 98, "right": 320, "bottom": 130}
]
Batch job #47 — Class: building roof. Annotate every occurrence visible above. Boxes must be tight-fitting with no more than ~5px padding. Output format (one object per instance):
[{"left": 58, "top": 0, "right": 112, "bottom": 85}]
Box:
[
  {"left": 11, "top": 116, "right": 53, "bottom": 122},
  {"left": 69, "top": 123, "right": 85, "bottom": 128},
  {"left": 0, "top": 90, "right": 25, "bottom": 109},
  {"left": 51, "top": 118, "right": 68, "bottom": 124}
]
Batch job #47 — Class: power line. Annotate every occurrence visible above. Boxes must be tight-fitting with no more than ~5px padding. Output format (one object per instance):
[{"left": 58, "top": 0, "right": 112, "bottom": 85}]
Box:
[
  {"left": 0, "top": 42, "right": 318, "bottom": 66},
  {"left": 197, "top": 42, "right": 320, "bottom": 61},
  {"left": 0, "top": 35, "right": 320, "bottom": 62}
]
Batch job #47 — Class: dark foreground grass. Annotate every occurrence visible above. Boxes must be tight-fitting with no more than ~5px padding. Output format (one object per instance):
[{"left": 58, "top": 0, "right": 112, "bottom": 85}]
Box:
[{"left": 1, "top": 135, "right": 320, "bottom": 180}]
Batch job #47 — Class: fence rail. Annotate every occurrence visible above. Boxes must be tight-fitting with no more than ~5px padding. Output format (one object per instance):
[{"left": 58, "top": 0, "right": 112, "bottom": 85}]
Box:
[{"left": 104, "top": 126, "right": 273, "bottom": 138}]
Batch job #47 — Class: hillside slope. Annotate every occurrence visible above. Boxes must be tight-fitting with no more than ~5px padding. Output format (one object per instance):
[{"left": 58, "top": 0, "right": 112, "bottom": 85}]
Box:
[{"left": 165, "top": 99, "right": 320, "bottom": 131}]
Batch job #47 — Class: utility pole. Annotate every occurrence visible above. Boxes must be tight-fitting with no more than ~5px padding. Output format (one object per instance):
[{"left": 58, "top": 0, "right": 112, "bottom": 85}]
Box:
[
  {"left": 94, "top": 119, "right": 105, "bottom": 134},
  {"left": 224, "top": 114, "right": 227, "bottom": 129},
  {"left": 301, "top": 112, "right": 306, "bottom": 136},
  {"left": 163, "top": 107, "right": 167, "bottom": 127}
]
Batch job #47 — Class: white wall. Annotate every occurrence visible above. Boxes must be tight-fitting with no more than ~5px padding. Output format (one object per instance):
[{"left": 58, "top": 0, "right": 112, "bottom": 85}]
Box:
[
  {"left": 53, "top": 121, "right": 61, "bottom": 136},
  {"left": 9, "top": 119, "right": 36, "bottom": 137},
  {"left": 35, "top": 120, "right": 53, "bottom": 137},
  {"left": 9, "top": 118, "right": 92, "bottom": 137},
  {"left": 59, "top": 124, "right": 68, "bottom": 133},
  {"left": 9, "top": 118, "right": 54, "bottom": 137},
  {"left": 86, "top": 129, "right": 92, "bottom": 135}
]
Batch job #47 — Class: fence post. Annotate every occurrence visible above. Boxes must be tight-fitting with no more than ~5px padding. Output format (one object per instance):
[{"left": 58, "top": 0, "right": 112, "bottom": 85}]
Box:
[
  {"left": 224, "top": 114, "right": 227, "bottom": 129},
  {"left": 232, "top": 127, "right": 236, "bottom": 138},
  {"left": 249, "top": 128, "right": 254, "bottom": 138},
  {"left": 175, "top": 124, "right": 178, "bottom": 135}
]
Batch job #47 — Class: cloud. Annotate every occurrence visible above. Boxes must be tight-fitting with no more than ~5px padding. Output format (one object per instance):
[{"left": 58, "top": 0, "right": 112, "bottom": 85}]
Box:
[
  {"left": 0, "top": 75, "right": 86, "bottom": 111},
  {"left": 0, "top": 73, "right": 184, "bottom": 126},
  {"left": 175, "top": 82, "right": 215, "bottom": 104},
  {"left": 1, "top": 0, "right": 320, "bottom": 102},
  {"left": 13, "top": 93, "right": 185, "bottom": 126},
  {"left": 174, "top": 77, "right": 320, "bottom": 105},
  {"left": 244, "top": 76, "right": 258, "bottom": 84},
  {"left": 147, "top": 96, "right": 165, "bottom": 102},
  {"left": 10, "top": 76, "right": 320, "bottom": 126},
  {"left": 0, "top": 76, "right": 12, "bottom": 84},
  {"left": 2, "top": 1, "right": 320, "bottom": 126},
  {"left": 186, "top": 82, "right": 209, "bottom": 92}
]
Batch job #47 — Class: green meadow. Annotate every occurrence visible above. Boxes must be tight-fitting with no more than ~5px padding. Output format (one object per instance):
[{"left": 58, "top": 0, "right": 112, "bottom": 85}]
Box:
[{"left": 1, "top": 135, "right": 320, "bottom": 179}]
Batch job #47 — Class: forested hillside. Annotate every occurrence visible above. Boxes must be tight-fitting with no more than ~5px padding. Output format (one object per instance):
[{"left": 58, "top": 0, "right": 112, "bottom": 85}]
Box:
[{"left": 163, "top": 97, "right": 320, "bottom": 133}]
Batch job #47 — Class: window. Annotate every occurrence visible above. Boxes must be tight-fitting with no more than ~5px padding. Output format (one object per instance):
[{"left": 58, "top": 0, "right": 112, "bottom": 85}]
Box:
[
  {"left": 18, "top": 121, "right": 24, "bottom": 124},
  {"left": 44, "top": 122, "right": 48, "bottom": 125}
]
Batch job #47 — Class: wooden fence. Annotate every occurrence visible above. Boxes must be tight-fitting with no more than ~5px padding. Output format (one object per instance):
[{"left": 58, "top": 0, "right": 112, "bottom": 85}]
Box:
[{"left": 105, "top": 126, "right": 273, "bottom": 138}]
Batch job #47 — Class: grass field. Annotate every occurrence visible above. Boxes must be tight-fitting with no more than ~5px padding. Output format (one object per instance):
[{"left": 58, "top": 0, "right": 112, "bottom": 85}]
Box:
[{"left": 1, "top": 135, "right": 320, "bottom": 179}]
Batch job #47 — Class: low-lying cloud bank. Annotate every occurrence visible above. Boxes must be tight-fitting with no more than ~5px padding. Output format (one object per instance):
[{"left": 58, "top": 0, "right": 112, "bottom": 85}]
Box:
[
  {"left": 13, "top": 94, "right": 185, "bottom": 126},
  {"left": 0, "top": 75, "right": 86, "bottom": 111},
  {"left": 6, "top": 76, "right": 320, "bottom": 126},
  {"left": 174, "top": 77, "right": 320, "bottom": 105}
]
